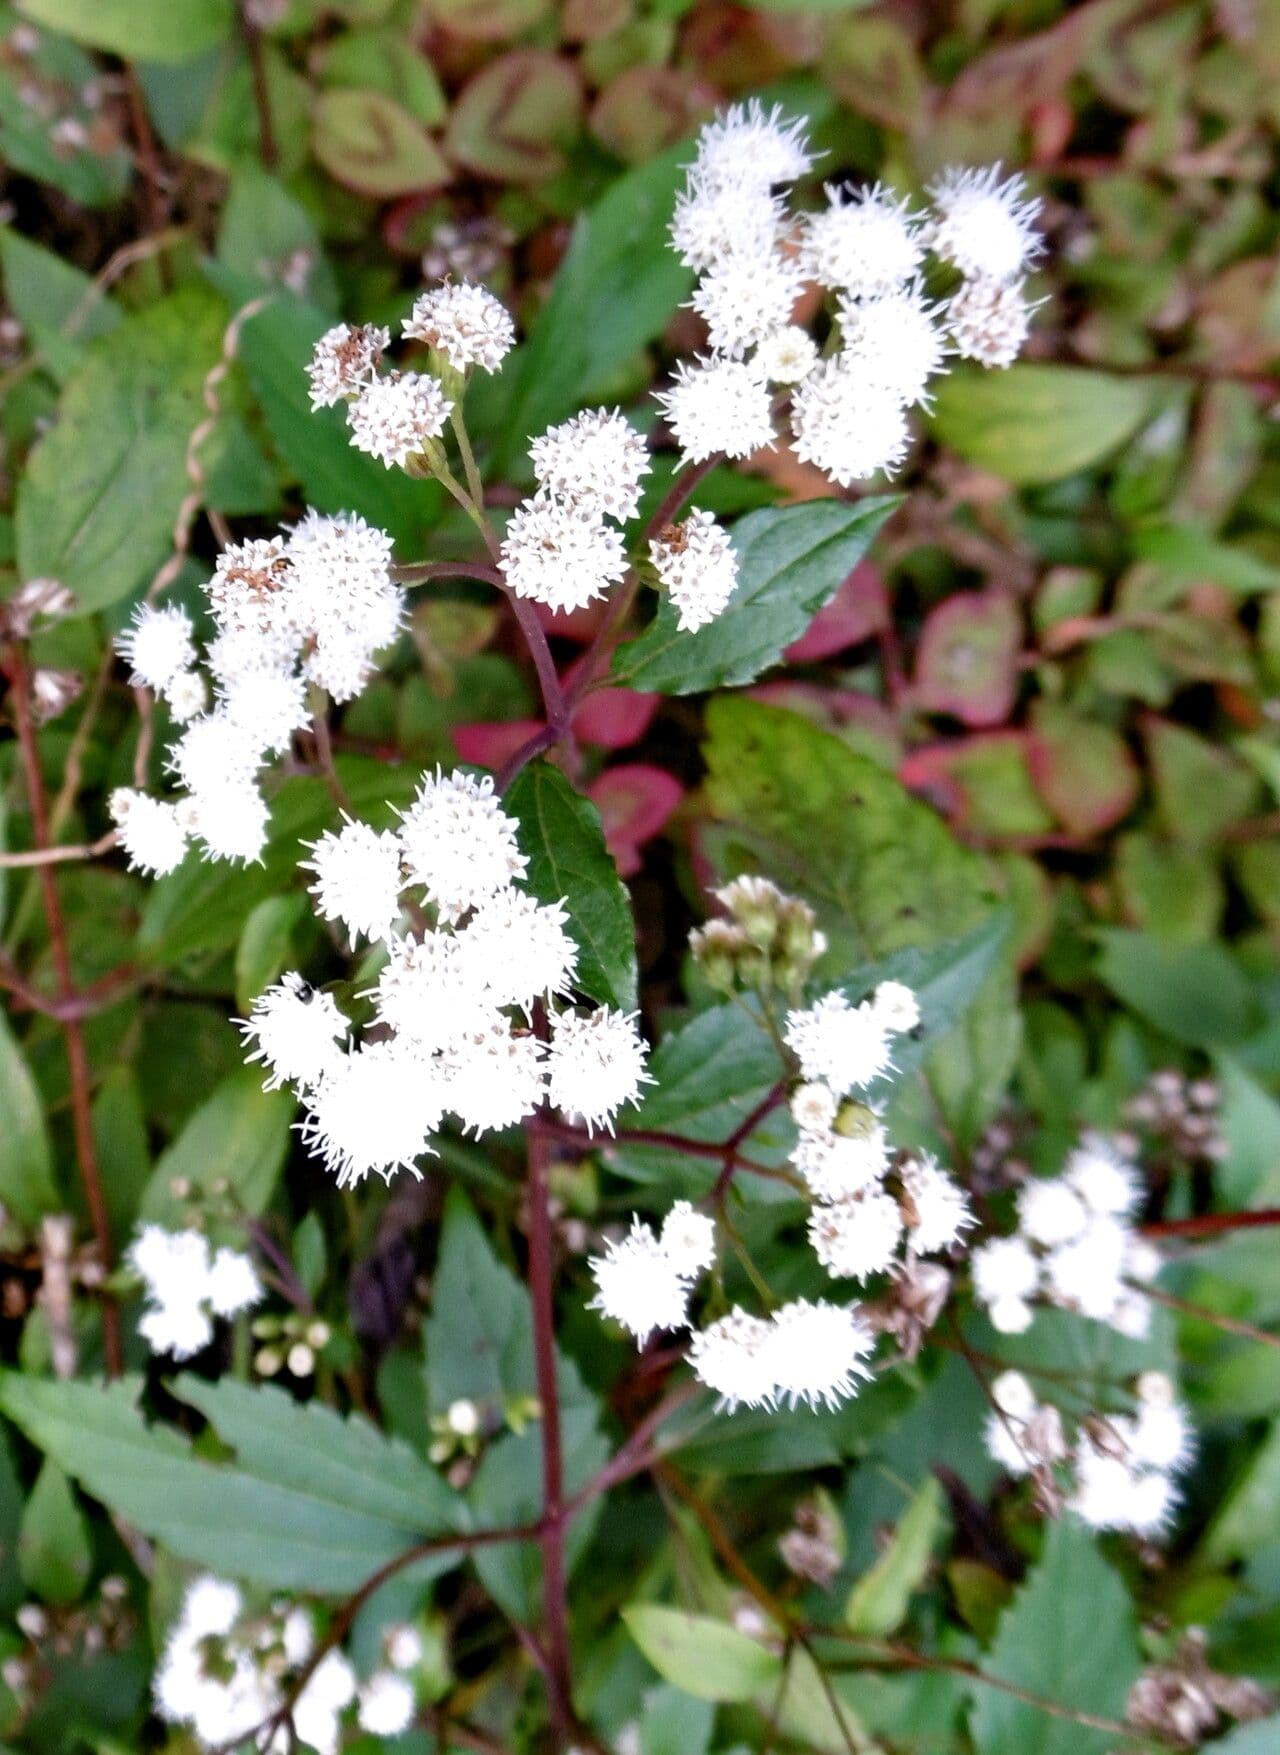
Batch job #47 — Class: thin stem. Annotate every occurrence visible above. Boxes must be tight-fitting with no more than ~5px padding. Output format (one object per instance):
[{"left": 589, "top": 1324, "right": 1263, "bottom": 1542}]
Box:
[
  {"left": 239, "top": 2, "right": 278, "bottom": 168},
  {"left": 0, "top": 831, "right": 118, "bottom": 869},
  {"left": 527, "top": 1122, "right": 574, "bottom": 1745},
  {"left": 1142, "top": 1207, "right": 1280, "bottom": 1239},
  {"left": 4, "top": 647, "right": 121, "bottom": 1374},
  {"left": 393, "top": 560, "right": 503, "bottom": 587},
  {"left": 450, "top": 405, "right": 486, "bottom": 509},
  {"left": 1137, "top": 1281, "right": 1280, "bottom": 1350},
  {"left": 505, "top": 591, "right": 569, "bottom": 730},
  {"left": 528, "top": 1112, "right": 801, "bottom": 1191}
]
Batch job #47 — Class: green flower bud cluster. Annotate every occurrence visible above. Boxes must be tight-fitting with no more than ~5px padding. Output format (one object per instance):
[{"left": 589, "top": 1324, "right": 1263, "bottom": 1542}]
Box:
[{"left": 690, "top": 875, "right": 827, "bottom": 1000}]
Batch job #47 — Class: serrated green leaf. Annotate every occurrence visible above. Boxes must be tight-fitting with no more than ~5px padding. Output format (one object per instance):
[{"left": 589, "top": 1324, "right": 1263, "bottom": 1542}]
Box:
[
  {"left": 0, "top": 227, "right": 119, "bottom": 382},
  {"left": 623, "top": 1605, "right": 783, "bottom": 1702},
  {"left": 506, "top": 761, "right": 638, "bottom": 1011},
  {"left": 612, "top": 498, "right": 897, "bottom": 695},
  {"left": 931, "top": 365, "right": 1156, "bottom": 485},
  {"left": 16, "top": 0, "right": 233, "bottom": 62},
  {"left": 141, "top": 1070, "right": 294, "bottom": 1226},
  {"left": 15, "top": 287, "right": 226, "bottom": 613},
  {"left": 0, "top": 1012, "right": 59, "bottom": 1229},
  {"left": 969, "top": 1519, "right": 1140, "bottom": 1755},
  {"left": 846, "top": 1476, "right": 945, "bottom": 1637},
  {"left": 18, "top": 1461, "right": 90, "bottom": 1607}
]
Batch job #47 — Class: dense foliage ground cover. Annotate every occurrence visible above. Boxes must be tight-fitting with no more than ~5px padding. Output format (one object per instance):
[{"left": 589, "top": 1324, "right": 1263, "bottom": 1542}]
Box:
[{"left": 3, "top": 2, "right": 1280, "bottom": 1753}]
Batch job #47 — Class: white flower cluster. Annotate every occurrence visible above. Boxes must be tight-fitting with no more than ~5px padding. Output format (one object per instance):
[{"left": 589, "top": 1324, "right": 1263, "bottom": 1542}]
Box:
[
  {"left": 308, "top": 282, "right": 514, "bottom": 468},
  {"left": 112, "top": 512, "right": 403, "bottom": 873},
  {"left": 128, "top": 1225, "right": 261, "bottom": 1360},
  {"left": 589, "top": 1201, "right": 716, "bottom": 1341},
  {"left": 660, "top": 103, "right": 1042, "bottom": 484},
  {"left": 785, "top": 982, "right": 973, "bottom": 1283},
  {"left": 987, "top": 1368, "right": 1194, "bottom": 1540},
  {"left": 971, "top": 1132, "right": 1160, "bottom": 1337},
  {"left": 240, "top": 769, "right": 649, "bottom": 1186},
  {"left": 155, "top": 1574, "right": 424, "bottom": 1752}
]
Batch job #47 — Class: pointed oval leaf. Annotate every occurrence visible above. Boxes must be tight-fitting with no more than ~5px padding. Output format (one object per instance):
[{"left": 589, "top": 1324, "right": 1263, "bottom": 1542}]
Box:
[
  {"left": 931, "top": 364, "right": 1156, "bottom": 485},
  {"left": 623, "top": 1606, "right": 783, "bottom": 1703}
]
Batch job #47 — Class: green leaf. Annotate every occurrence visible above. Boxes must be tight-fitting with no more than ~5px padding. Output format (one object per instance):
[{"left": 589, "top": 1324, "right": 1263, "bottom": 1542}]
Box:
[
  {"left": 846, "top": 1476, "right": 945, "bottom": 1638},
  {"left": 425, "top": 1190, "right": 536, "bottom": 1416},
  {"left": 622, "top": 1606, "right": 783, "bottom": 1703},
  {"left": 1205, "top": 1716, "right": 1280, "bottom": 1753},
  {"left": 1202, "top": 1421, "right": 1280, "bottom": 1563},
  {"left": 235, "top": 894, "right": 306, "bottom": 1013},
  {"left": 612, "top": 498, "right": 897, "bottom": 695},
  {"left": 0, "top": 1373, "right": 464, "bottom": 1596},
  {"left": 702, "top": 697, "right": 997, "bottom": 966},
  {"left": 92, "top": 1069, "right": 151, "bottom": 1248},
  {"left": 15, "top": 0, "right": 233, "bottom": 61},
  {"left": 930, "top": 365, "right": 1156, "bottom": 485},
  {"left": 140, "top": 1070, "right": 294, "bottom": 1227},
  {"left": 0, "top": 1012, "right": 59, "bottom": 1228},
  {"left": 1094, "top": 930, "right": 1260, "bottom": 1048},
  {"left": 0, "top": 228, "right": 120, "bottom": 382},
  {"left": 312, "top": 88, "right": 450, "bottom": 198},
  {"left": 15, "top": 287, "right": 226, "bottom": 613},
  {"left": 969, "top": 1519, "right": 1140, "bottom": 1755},
  {"left": 481, "top": 144, "right": 694, "bottom": 467},
  {"left": 18, "top": 1462, "right": 90, "bottom": 1608},
  {"left": 445, "top": 50, "right": 582, "bottom": 183},
  {"left": 1132, "top": 524, "right": 1280, "bottom": 595},
  {"left": 506, "top": 761, "right": 638, "bottom": 1011}
]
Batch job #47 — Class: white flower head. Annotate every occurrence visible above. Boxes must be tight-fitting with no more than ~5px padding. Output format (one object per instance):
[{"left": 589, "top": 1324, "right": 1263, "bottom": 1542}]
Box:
[
  {"left": 690, "top": 100, "right": 814, "bottom": 195},
  {"left": 650, "top": 510, "right": 740, "bottom": 633},
  {"left": 689, "top": 251, "right": 805, "bottom": 359},
  {"left": 784, "top": 990, "right": 895, "bottom": 1094},
  {"left": 1130, "top": 1388, "right": 1194, "bottom": 1474},
  {"left": 791, "top": 356, "right": 911, "bottom": 486},
  {"left": 299, "top": 1041, "right": 443, "bottom": 1187},
  {"left": 689, "top": 1308, "right": 776, "bottom": 1410},
  {"left": 529, "top": 408, "right": 650, "bottom": 522},
  {"left": 754, "top": 324, "right": 819, "bottom": 385},
  {"left": 357, "top": 1670, "right": 416, "bottom": 1737},
  {"left": 900, "top": 1156, "right": 973, "bottom": 1254},
  {"left": 303, "top": 817, "right": 403, "bottom": 945},
  {"left": 928, "top": 165, "right": 1043, "bottom": 283},
  {"left": 948, "top": 276, "right": 1035, "bottom": 368},
  {"left": 181, "top": 780, "right": 270, "bottom": 866},
  {"left": 764, "top": 1298, "right": 876, "bottom": 1411},
  {"left": 182, "top": 1575, "right": 244, "bottom": 1641},
  {"left": 871, "top": 981, "right": 920, "bottom": 1034},
  {"left": 372, "top": 932, "right": 494, "bottom": 1051},
  {"left": 546, "top": 1006, "right": 650, "bottom": 1135},
  {"left": 589, "top": 1221, "right": 690, "bottom": 1343},
  {"left": 500, "top": 492, "right": 627, "bottom": 613},
  {"left": 348, "top": 370, "right": 452, "bottom": 469},
  {"left": 838, "top": 282, "right": 949, "bottom": 407},
  {"left": 217, "top": 665, "right": 309, "bottom": 757},
  {"left": 306, "top": 322, "right": 389, "bottom": 408},
  {"left": 239, "top": 973, "right": 348, "bottom": 1093},
  {"left": 1044, "top": 1214, "right": 1128, "bottom": 1323},
  {"left": 139, "top": 1295, "right": 215, "bottom": 1362},
  {"left": 660, "top": 1201, "right": 716, "bottom": 1280},
  {"left": 118, "top": 603, "right": 196, "bottom": 692},
  {"left": 799, "top": 184, "right": 922, "bottom": 296},
  {"left": 809, "top": 1190, "right": 903, "bottom": 1281},
  {"left": 655, "top": 356, "right": 775, "bottom": 463},
  {"left": 404, "top": 281, "right": 515, "bottom": 374},
  {"left": 208, "top": 536, "right": 296, "bottom": 641},
  {"left": 1064, "top": 1133, "right": 1140, "bottom": 1218},
  {"left": 398, "top": 766, "right": 526, "bottom": 922},
  {"left": 164, "top": 668, "right": 208, "bottom": 723},
  {"left": 671, "top": 178, "right": 785, "bottom": 272},
  {"left": 793, "top": 1119, "right": 890, "bottom": 1202},
  {"left": 791, "top": 1081, "right": 839, "bottom": 1135},
  {"left": 168, "top": 710, "right": 263, "bottom": 795},
  {"left": 109, "top": 788, "right": 189, "bottom": 877},
  {"left": 1016, "top": 1176, "right": 1087, "bottom": 1247},
  {"left": 442, "top": 1018, "right": 546, "bottom": 1136},
  {"left": 462, "top": 888, "right": 578, "bottom": 1012},
  {"left": 205, "top": 1248, "right": 262, "bottom": 1318},
  {"left": 972, "top": 1234, "right": 1039, "bottom": 1326}
]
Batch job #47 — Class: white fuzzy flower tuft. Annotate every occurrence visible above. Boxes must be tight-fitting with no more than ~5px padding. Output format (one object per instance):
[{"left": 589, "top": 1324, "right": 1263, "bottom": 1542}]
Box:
[
  {"left": 118, "top": 603, "right": 196, "bottom": 692},
  {"left": 460, "top": 888, "right": 578, "bottom": 1011},
  {"left": 650, "top": 510, "right": 740, "bottom": 633},
  {"left": 655, "top": 356, "right": 775, "bottom": 463},
  {"left": 1017, "top": 1177, "right": 1087, "bottom": 1247},
  {"left": 870, "top": 980, "right": 920, "bottom": 1034},
  {"left": 372, "top": 932, "right": 494, "bottom": 1050},
  {"left": 239, "top": 973, "right": 347, "bottom": 1092},
  {"left": 766, "top": 1298, "right": 876, "bottom": 1411},
  {"left": 754, "top": 324, "right": 819, "bottom": 384},
  {"left": 404, "top": 281, "right": 515, "bottom": 374},
  {"left": 306, "top": 322, "right": 389, "bottom": 408},
  {"left": 109, "top": 787, "right": 189, "bottom": 876},
  {"left": 838, "top": 282, "right": 949, "bottom": 407},
  {"left": 130, "top": 1225, "right": 261, "bottom": 1362},
  {"left": 928, "top": 165, "right": 1043, "bottom": 283},
  {"left": 303, "top": 817, "right": 403, "bottom": 946},
  {"left": 690, "top": 251, "right": 805, "bottom": 358},
  {"left": 443, "top": 1019, "right": 546, "bottom": 1136},
  {"left": 671, "top": 180, "right": 784, "bottom": 273},
  {"left": 499, "top": 492, "right": 627, "bottom": 613},
  {"left": 299, "top": 1041, "right": 443, "bottom": 1188},
  {"left": 785, "top": 991, "right": 895, "bottom": 1094},
  {"left": 793, "top": 1120, "right": 890, "bottom": 1202},
  {"left": 589, "top": 1221, "right": 691, "bottom": 1342},
  {"left": 546, "top": 1007, "right": 650, "bottom": 1134},
  {"left": 347, "top": 370, "right": 452, "bottom": 469},
  {"left": 971, "top": 1234, "right": 1039, "bottom": 1335},
  {"left": 1064, "top": 1133, "right": 1140, "bottom": 1217},
  {"left": 690, "top": 100, "right": 814, "bottom": 194},
  {"left": 808, "top": 1191, "right": 903, "bottom": 1281},
  {"left": 660, "top": 1201, "right": 716, "bottom": 1280},
  {"left": 398, "top": 766, "right": 526, "bottom": 922},
  {"left": 182, "top": 780, "right": 270, "bottom": 866},
  {"left": 529, "top": 408, "right": 651, "bottom": 522},
  {"left": 689, "top": 1308, "right": 776, "bottom": 1410},
  {"left": 800, "top": 184, "right": 922, "bottom": 296},
  {"left": 900, "top": 1155, "right": 973, "bottom": 1254},
  {"left": 791, "top": 356, "right": 910, "bottom": 486},
  {"left": 948, "top": 276, "right": 1034, "bottom": 368},
  {"left": 357, "top": 1671, "right": 416, "bottom": 1737},
  {"left": 790, "top": 1081, "right": 838, "bottom": 1135}
]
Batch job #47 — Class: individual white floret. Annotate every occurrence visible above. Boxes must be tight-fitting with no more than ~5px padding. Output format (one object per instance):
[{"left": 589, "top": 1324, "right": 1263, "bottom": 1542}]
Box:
[
  {"left": 139, "top": 1294, "right": 215, "bottom": 1361},
  {"left": 790, "top": 1081, "right": 839, "bottom": 1135},
  {"left": 385, "top": 1625, "right": 425, "bottom": 1672},
  {"left": 948, "top": 276, "right": 1034, "bottom": 368},
  {"left": 1130, "top": 1376, "right": 1194, "bottom": 1472},
  {"left": 792, "top": 1120, "right": 890, "bottom": 1202},
  {"left": 753, "top": 324, "right": 819, "bottom": 384},
  {"left": 689, "top": 100, "right": 814, "bottom": 194},
  {"left": 182, "top": 1575, "right": 244, "bottom": 1641},
  {"left": 462, "top": 889, "right": 578, "bottom": 1012},
  {"left": 992, "top": 1368, "right": 1036, "bottom": 1420},
  {"left": 118, "top": 603, "right": 196, "bottom": 692},
  {"left": 299, "top": 1041, "right": 443, "bottom": 1187},
  {"left": 971, "top": 1234, "right": 1039, "bottom": 1332},
  {"left": 372, "top": 933, "right": 495, "bottom": 1051},
  {"left": 130, "top": 1224, "right": 211, "bottom": 1307},
  {"left": 1016, "top": 1176, "right": 1087, "bottom": 1248},
  {"left": 217, "top": 666, "right": 309, "bottom": 756},
  {"left": 442, "top": 1018, "right": 546, "bottom": 1136},
  {"left": 163, "top": 668, "right": 208, "bottom": 723},
  {"left": 1124, "top": 1467, "right": 1178, "bottom": 1537},
  {"left": 109, "top": 788, "right": 189, "bottom": 877},
  {"left": 398, "top": 767, "right": 527, "bottom": 922},
  {"left": 167, "top": 711, "right": 263, "bottom": 794},
  {"left": 546, "top": 1007, "right": 650, "bottom": 1135},
  {"left": 808, "top": 1190, "right": 903, "bottom": 1281},
  {"left": 589, "top": 1221, "right": 691, "bottom": 1342},
  {"left": 303, "top": 817, "right": 403, "bottom": 945},
  {"left": 985, "top": 1407, "right": 1036, "bottom": 1477},
  {"left": 690, "top": 251, "right": 805, "bottom": 358},
  {"left": 838, "top": 282, "right": 949, "bottom": 407},
  {"left": 208, "top": 537, "right": 296, "bottom": 642},
  {"left": 1125, "top": 1235, "right": 1161, "bottom": 1284},
  {"left": 404, "top": 281, "right": 515, "bottom": 374},
  {"left": 1044, "top": 1214, "right": 1128, "bottom": 1322},
  {"left": 181, "top": 780, "right": 270, "bottom": 866},
  {"left": 784, "top": 991, "right": 895, "bottom": 1094},
  {"left": 357, "top": 1669, "right": 416, "bottom": 1736},
  {"left": 1069, "top": 1434, "right": 1145, "bottom": 1533},
  {"left": 293, "top": 1650, "right": 356, "bottom": 1755},
  {"left": 281, "top": 1608, "right": 315, "bottom": 1668},
  {"left": 660, "top": 1201, "right": 716, "bottom": 1280},
  {"left": 870, "top": 981, "right": 920, "bottom": 1034},
  {"left": 764, "top": 1298, "right": 876, "bottom": 1411},
  {"left": 348, "top": 370, "right": 452, "bottom": 469},
  {"left": 499, "top": 492, "right": 627, "bottom": 613},
  {"left": 655, "top": 356, "right": 775, "bottom": 463},
  {"left": 791, "top": 356, "right": 910, "bottom": 486},
  {"left": 529, "top": 409, "right": 651, "bottom": 522},
  {"left": 306, "top": 322, "right": 389, "bottom": 408},
  {"left": 671, "top": 179, "right": 785, "bottom": 272},
  {"left": 799, "top": 184, "right": 922, "bottom": 296},
  {"left": 689, "top": 1308, "right": 777, "bottom": 1410},
  {"left": 650, "top": 510, "right": 740, "bottom": 632},
  {"left": 928, "top": 165, "right": 1043, "bottom": 283},
  {"left": 205, "top": 1248, "right": 262, "bottom": 1318},
  {"left": 1064, "top": 1133, "right": 1140, "bottom": 1217},
  {"left": 900, "top": 1156, "right": 973, "bottom": 1254}
]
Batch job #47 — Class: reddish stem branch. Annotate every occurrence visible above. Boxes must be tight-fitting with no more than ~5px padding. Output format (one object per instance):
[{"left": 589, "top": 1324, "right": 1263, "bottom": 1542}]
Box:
[
  {"left": 239, "top": 2, "right": 278, "bottom": 168},
  {"left": 4, "top": 649, "right": 121, "bottom": 1375},
  {"left": 1142, "top": 1207, "right": 1280, "bottom": 1239}
]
